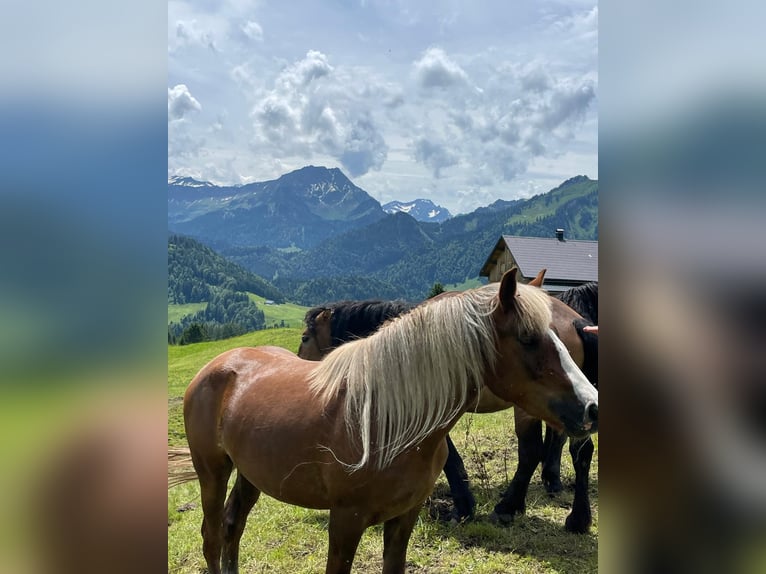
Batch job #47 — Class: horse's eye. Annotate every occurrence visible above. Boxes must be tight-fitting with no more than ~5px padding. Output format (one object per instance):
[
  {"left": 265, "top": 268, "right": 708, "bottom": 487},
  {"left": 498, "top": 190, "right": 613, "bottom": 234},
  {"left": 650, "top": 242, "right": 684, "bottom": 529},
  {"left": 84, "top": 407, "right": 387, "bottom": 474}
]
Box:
[
  {"left": 301, "top": 335, "right": 310, "bottom": 343},
  {"left": 519, "top": 334, "right": 539, "bottom": 347}
]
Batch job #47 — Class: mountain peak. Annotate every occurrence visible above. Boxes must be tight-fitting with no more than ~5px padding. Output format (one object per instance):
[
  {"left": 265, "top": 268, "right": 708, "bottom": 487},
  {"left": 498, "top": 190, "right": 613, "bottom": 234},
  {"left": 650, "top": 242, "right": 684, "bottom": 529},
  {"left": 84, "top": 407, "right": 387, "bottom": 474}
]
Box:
[
  {"left": 560, "top": 175, "right": 591, "bottom": 187},
  {"left": 168, "top": 175, "right": 214, "bottom": 188},
  {"left": 382, "top": 199, "right": 452, "bottom": 223}
]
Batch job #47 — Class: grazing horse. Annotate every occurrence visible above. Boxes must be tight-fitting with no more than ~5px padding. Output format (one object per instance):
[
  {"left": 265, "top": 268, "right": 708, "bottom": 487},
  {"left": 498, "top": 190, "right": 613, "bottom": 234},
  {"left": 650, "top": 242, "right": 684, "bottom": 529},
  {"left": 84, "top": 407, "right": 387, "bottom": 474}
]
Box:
[
  {"left": 298, "top": 273, "right": 599, "bottom": 532},
  {"left": 179, "top": 269, "right": 598, "bottom": 574}
]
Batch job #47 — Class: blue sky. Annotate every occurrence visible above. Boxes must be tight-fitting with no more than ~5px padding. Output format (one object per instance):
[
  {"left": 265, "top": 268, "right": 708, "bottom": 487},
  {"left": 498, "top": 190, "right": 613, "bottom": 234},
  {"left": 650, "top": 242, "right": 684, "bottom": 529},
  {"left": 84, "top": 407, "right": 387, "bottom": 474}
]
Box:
[{"left": 168, "top": 0, "right": 598, "bottom": 214}]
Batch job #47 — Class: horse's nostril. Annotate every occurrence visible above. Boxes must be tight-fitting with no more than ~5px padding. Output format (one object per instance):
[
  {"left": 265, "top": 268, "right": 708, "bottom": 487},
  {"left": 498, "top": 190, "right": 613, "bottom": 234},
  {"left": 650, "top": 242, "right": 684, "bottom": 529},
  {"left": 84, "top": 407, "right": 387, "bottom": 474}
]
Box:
[{"left": 587, "top": 402, "right": 598, "bottom": 423}]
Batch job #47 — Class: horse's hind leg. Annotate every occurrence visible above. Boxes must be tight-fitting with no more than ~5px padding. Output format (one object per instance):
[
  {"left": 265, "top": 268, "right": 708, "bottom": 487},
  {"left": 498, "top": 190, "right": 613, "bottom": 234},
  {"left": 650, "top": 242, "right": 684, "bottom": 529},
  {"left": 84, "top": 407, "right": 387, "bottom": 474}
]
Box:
[
  {"left": 442, "top": 434, "right": 476, "bottom": 521},
  {"left": 194, "top": 453, "right": 233, "bottom": 574},
  {"left": 222, "top": 471, "right": 261, "bottom": 574},
  {"left": 541, "top": 426, "right": 567, "bottom": 494},
  {"left": 565, "top": 437, "right": 595, "bottom": 533},
  {"left": 382, "top": 504, "right": 421, "bottom": 574}
]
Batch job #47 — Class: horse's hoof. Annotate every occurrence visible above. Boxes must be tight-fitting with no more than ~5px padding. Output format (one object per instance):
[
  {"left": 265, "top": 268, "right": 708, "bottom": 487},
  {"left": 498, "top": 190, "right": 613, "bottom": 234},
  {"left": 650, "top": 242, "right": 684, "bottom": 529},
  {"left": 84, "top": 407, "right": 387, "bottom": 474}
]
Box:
[
  {"left": 449, "top": 509, "right": 474, "bottom": 525},
  {"left": 564, "top": 512, "right": 592, "bottom": 534},
  {"left": 543, "top": 478, "right": 563, "bottom": 495},
  {"left": 489, "top": 511, "right": 515, "bottom": 526},
  {"left": 451, "top": 497, "right": 475, "bottom": 524}
]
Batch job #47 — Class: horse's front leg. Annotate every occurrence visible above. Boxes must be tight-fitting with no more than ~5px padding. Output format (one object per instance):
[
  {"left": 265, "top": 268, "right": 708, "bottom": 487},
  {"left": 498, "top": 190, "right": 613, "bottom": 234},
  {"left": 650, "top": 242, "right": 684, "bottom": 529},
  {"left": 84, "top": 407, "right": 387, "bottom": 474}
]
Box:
[
  {"left": 382, "top": 504, "right": 422, "bottom": 574},
  {"left": 492, "top": 411, "right": 543, "bottom": 524},
  {"left": 565, "top": 436, "right": 595, "bottom": 533},
  {"left": 541, "top": 426, "right": 567, "bottom": 494},
  {"left": 325, "top": 508, "right": 367, "bottom": 574},
  {"left": 442, "top": 434, "right": 476, "bottom": 521}
]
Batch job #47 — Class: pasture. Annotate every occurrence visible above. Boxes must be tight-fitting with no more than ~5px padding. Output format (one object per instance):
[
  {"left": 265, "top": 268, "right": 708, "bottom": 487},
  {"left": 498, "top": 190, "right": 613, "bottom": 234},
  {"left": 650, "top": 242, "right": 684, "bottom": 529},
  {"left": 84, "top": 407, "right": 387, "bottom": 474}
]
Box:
[
  {"left": 168, "top": 296, "right": 309, "bottom": 329},
  {"left": 168, "top": 328, "right": 598, "bottom": 573}
]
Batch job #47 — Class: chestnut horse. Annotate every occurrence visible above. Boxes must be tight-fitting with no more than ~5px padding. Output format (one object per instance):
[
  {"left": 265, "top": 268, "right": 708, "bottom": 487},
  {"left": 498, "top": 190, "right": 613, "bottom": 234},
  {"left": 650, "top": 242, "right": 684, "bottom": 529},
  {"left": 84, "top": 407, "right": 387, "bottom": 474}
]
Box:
[
  {"left": 179, "top": 269, "right": 598, "bottom": 574},
  {"left": 493, "top": 279, "right": 598, "bottom": 532},
  {"left": 298, "top": 273, "right": 598, "bottom": 531}
]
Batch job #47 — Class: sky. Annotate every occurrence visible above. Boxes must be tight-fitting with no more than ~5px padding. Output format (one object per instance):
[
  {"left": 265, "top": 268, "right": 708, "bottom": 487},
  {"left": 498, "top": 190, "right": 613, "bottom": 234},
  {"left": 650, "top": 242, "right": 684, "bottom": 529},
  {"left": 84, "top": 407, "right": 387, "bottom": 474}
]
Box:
[{"left": 168, "top": 0, "right": 598, "bottom": 215}]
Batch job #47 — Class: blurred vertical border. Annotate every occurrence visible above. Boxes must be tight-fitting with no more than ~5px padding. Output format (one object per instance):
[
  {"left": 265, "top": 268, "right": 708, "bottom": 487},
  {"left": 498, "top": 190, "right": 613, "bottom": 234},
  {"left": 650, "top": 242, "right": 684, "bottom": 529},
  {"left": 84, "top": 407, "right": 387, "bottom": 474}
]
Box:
[
  {"left": 0, "top": 1, "right": 168, "bottom": 572},
  {"left": 600, "top": 0, "right": 766, "bottom": 572}
]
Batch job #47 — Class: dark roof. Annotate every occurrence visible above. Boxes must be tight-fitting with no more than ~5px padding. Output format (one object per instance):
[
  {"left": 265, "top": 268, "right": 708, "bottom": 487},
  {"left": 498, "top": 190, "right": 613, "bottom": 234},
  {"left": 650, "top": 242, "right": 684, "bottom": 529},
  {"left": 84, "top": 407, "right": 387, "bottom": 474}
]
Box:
[{"left": 479, "top": 235, "right": 598, "bottom": 282}]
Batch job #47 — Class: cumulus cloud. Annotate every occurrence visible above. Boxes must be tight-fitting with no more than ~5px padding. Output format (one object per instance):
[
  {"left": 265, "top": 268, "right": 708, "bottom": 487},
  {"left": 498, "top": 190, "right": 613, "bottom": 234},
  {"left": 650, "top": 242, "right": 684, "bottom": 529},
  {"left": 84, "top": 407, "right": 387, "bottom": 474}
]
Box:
[
  {"left": 407, "top": 62, "right": 595, "bottom": 186},
  {"left": 412, "top": 47, "right": 469, "bottom": 89},
  {"left": 277, "top": 50, "right": 333, "bottom": 90},
  {"left": 340, "top": 115, "right": 388, "bottom": 176},
  {"left": 538, "top": 79, "right": 596, "bottom": 130},
  {"left": 168, "top": 84, "right": 201, "bottom": 121},
  {"left": 249, "top": 50, "right": 388, "bottom": 177}
]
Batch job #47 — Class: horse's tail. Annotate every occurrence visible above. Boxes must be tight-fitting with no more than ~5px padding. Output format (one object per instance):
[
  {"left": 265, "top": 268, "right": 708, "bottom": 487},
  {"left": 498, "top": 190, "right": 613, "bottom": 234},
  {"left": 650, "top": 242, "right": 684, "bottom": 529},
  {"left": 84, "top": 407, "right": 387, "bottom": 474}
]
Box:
[{"left": 168, "top": 446, "right": 198, "bottom": 488}]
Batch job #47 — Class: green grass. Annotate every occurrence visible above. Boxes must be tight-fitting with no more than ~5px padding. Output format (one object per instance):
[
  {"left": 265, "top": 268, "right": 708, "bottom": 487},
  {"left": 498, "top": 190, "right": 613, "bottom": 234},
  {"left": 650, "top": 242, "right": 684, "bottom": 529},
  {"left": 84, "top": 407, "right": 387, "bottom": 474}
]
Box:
[
  {"left": 168, "top": 331, "right": 598, "bottom": 573},
  {"left": 168, "top": 296, "right": 309, "bottom": 330},
  {"left": 247, "top": 293, "right": 309, "bottom": 330},
  {"left": 168, "top": 302, "right": 206, "bottom": 324}
]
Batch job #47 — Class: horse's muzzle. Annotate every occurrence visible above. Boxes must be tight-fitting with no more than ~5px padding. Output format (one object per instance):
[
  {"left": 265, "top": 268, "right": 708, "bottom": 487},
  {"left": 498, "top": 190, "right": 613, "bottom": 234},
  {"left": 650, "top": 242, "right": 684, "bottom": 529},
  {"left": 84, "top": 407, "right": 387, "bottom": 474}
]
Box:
[
  {"left": 583, "top": 401, "right": 598, "bottom": 433},
  {"left": 551, "top": 399, "right": 599, "bottom": 439}
]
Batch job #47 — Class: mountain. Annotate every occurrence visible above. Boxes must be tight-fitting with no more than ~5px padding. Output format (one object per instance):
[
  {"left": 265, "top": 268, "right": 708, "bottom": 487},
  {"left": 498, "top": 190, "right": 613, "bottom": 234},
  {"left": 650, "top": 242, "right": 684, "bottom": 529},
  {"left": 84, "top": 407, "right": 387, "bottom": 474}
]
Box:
[
  {"left": 220, "top": 175, "right": 598, "bottom": 304},
  {"left": 382, "top": 199, "right": 452, "bottom": 223},
  {"left": 168, "top": 175, "right": 216, "bottom": 188},
  {"left": 168, "top": 166, "right": 387, "bottom": 250}
]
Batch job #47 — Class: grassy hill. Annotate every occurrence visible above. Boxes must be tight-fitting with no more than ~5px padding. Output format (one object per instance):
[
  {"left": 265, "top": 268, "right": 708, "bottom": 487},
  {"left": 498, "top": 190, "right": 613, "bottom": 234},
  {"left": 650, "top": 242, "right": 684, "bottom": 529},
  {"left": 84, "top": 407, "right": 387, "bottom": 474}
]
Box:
[
  {"left": 168, "top": 297, "right": 308, "bottom": 330},
  {"left": 247, "top": 294, "right": 309, "bottom": 329}
]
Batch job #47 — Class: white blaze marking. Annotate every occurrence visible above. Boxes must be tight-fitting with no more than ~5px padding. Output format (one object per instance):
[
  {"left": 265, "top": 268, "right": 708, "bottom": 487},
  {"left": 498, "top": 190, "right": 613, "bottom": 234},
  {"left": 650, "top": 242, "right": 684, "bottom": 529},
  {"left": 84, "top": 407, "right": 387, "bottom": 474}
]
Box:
[{"left": 548, "top": 328, "right": 598, "bottom": 409}]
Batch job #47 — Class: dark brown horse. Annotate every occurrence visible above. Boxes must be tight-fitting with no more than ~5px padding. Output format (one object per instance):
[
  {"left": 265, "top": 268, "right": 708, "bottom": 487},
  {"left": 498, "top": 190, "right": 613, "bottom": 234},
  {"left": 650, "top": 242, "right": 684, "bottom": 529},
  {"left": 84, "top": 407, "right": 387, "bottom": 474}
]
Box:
[
  {"left": 298, "top": 272, "right": 598, "bottom": 531},
  {"left": 178, "top": 269, "right": 598, "bottom": 574}
]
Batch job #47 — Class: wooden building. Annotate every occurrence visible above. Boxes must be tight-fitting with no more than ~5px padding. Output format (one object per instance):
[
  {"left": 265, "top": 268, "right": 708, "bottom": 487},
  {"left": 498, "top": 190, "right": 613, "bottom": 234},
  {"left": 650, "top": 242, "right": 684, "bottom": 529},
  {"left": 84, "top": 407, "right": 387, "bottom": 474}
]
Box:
[{"left": 479, "top": 229, "right": 597, "bottom": 292}]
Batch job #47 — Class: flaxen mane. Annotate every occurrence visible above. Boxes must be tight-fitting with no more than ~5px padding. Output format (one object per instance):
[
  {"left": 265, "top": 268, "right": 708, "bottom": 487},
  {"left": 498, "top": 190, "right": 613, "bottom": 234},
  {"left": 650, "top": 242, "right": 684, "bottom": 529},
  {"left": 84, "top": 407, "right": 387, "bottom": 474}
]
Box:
[{"left": 309, "top": 282, "right": 552, "bottom": 471}]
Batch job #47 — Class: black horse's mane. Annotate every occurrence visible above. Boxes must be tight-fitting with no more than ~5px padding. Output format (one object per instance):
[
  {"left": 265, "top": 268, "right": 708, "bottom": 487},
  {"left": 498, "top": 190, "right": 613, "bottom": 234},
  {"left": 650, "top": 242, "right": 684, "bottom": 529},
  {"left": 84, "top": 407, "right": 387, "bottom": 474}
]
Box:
[
  {"left": 553, "top": 281, "right": 598, "bottom": 387},
  {"left": 304, "top": 299, "right": 416, "bottom": 347},
  {"left": 553, "top": 282, "right": 598, "bottom": 325}
]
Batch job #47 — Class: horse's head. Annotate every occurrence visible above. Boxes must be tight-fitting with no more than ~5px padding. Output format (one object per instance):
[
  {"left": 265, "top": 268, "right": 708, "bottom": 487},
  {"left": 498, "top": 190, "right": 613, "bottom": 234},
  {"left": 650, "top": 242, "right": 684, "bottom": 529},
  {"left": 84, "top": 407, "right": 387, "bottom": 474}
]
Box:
[
  {"left": 297, "top": 308, "right": 333, "bottom": 360},
  {"left": 488, "top": 268, "right": 598, "bottom": 439}
]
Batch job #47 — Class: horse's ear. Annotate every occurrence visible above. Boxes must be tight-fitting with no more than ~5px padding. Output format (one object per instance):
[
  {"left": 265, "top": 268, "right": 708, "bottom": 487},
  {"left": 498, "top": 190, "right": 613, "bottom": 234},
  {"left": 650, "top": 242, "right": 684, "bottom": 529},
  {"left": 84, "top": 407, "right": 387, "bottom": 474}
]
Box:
[
  {"left": 529, "top": 268, "right": 546, "bottom": 288},
  {"left": 498, "top": 268, "right": 518, "bottom": 312},
  {"left": 318, "top": 309, "right": 332, "bottom": 323}
]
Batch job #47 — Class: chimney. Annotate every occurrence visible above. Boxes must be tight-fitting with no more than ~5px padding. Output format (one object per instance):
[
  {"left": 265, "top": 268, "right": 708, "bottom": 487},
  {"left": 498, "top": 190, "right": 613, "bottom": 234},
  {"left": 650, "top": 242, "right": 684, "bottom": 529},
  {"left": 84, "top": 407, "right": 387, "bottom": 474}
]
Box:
[{"left": 555, "top": 228, "right": 565, "bottom": 241}]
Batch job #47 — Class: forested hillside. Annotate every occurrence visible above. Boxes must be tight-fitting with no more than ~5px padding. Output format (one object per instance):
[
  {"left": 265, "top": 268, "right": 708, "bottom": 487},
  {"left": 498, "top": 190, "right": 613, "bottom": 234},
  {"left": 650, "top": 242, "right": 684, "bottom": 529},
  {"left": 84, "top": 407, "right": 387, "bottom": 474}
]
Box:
[
  {"left": 168, "top": 235, "right": 286, "bottom": 344},
  {"left": 168, "top": 234, "right": 285, "bottom": 304}
]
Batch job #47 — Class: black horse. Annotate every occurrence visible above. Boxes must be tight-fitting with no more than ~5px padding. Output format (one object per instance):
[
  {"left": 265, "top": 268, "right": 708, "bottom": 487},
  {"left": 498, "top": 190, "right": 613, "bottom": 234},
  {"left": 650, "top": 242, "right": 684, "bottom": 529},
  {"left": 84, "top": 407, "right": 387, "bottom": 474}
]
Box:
[{"left": 297, "top": 281, "right": 598, "bottom": 531}]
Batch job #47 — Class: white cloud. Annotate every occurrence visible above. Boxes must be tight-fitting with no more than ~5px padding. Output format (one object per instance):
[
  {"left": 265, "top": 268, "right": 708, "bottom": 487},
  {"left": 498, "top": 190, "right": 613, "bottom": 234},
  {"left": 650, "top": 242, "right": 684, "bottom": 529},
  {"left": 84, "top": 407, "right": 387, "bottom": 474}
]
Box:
[
  {"left": 277, "top": 50, "right": 333, "bottom": 90},
  {"left": 242, "top": 20, "right": 263, "bottom": 42},
  {"left": 168, "top": 84, "right": 201, "bottom": 121},
  {"left": 412, "top": 47, "right": 469, "bottom": 89},
  {"left": 168, "top": 1, "right": 598, "bottom": 214},
  {"left": 248, "top": 50, "right": 389, "bottom": 177},
  {"left": 173, "top": 19, "right": 218, "bottom": 52}
]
